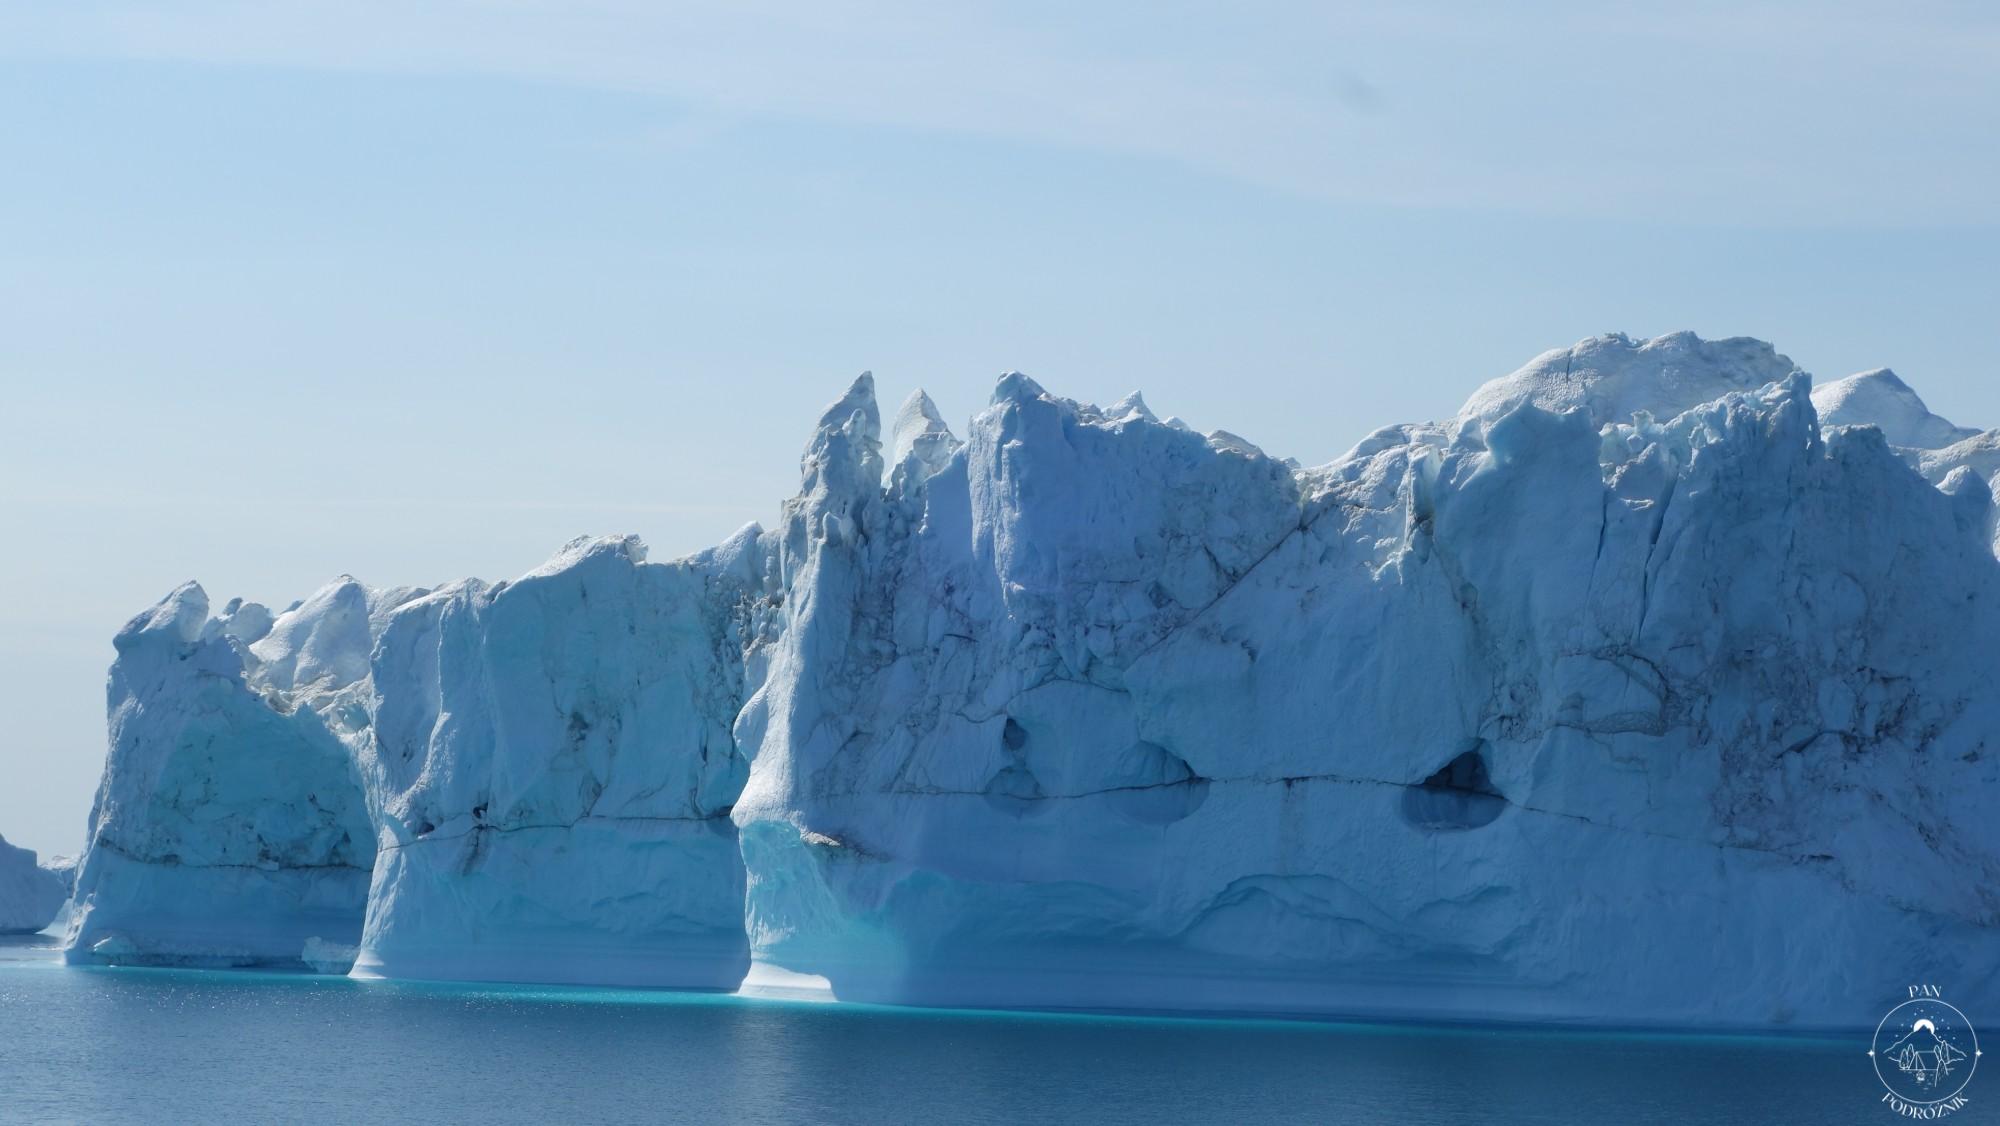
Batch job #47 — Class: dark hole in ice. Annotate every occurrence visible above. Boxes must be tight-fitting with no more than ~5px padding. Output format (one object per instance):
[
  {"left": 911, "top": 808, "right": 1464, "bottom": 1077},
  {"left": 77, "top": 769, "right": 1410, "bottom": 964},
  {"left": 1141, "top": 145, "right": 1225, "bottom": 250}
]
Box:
[
  {"left": 983, "top": 763, "right": 1047, "bottom": 818},
  {"left": 1002, "top": 717, "right": 1028, "bottom": 752},
  {"left": 1400, "top": 745, "right": 1506, "bottom": 831}
]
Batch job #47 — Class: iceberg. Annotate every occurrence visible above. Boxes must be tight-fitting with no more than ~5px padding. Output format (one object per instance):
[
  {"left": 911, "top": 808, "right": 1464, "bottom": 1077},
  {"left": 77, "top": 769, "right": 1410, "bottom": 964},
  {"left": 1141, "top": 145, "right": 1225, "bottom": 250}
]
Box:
[
  {"left": 63, "top": 580, "right": 406, "bottom": 969},
  {"left": 0, "top": 835, "right": 68, "bottom": 934},
  {"left": 61, "top": 333, "right": 2000, "bottom": 1027}
]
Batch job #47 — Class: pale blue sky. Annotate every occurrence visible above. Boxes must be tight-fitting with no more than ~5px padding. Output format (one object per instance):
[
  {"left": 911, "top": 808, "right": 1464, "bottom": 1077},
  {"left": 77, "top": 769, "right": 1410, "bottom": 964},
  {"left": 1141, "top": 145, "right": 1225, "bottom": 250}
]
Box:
[{"left": 3, "top": 2, "right": 1998, "bottom": 856}]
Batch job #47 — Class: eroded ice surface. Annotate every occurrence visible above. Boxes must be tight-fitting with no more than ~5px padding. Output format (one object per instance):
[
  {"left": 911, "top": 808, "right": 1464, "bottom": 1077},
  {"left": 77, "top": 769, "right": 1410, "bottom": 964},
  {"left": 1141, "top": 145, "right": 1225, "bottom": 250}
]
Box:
[
  {"left": 350, "top": 533, "right": 757, "bottom": 987},
  {"left": 62, "top": 333, "right": 2000, "bottom": 1026},
  {"left": 63, "top": 581, "right": 401, "bottom": 969}
]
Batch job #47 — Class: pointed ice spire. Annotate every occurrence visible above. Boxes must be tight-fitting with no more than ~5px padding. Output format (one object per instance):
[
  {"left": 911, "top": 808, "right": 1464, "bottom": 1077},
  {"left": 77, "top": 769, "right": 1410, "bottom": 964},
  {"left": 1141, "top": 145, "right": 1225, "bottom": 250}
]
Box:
[
  {"left": 1106, "top": 391, "right": 1157, "bottom": 423},
  {"left": 250, "top": 576, "right": 374, "bottom": 693},
  {"left": 800, "top": 372, "right": 882, "bottom": 472},
  {"left": 814, "top": 372, "right": 881, "bottom": 443},
  {"left": 991, "top": 371, "right": 1047, "bottom": 406},
  {"left": 890, "top": 389, "right": 961, "bottom": 479},
  {"left": 795, "top": 372, "right": 884, "bottom": 528},
  {"left": 116, "top": 580, "right": 210, "bottom": 651}
]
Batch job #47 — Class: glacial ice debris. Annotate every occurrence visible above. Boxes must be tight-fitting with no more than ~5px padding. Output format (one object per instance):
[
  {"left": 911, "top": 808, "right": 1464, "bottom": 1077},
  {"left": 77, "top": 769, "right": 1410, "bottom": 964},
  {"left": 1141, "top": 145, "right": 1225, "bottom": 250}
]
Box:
[{"left": 888, "top": 388, "right": 961, "bottom": 483}]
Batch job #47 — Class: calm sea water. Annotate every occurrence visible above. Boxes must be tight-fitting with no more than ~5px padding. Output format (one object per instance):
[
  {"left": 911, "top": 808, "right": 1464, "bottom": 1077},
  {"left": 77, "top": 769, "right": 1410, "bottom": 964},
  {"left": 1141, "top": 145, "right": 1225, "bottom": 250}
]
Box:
[{"left": 0, "top": 934, "right": 1957, "bottom": 1125}]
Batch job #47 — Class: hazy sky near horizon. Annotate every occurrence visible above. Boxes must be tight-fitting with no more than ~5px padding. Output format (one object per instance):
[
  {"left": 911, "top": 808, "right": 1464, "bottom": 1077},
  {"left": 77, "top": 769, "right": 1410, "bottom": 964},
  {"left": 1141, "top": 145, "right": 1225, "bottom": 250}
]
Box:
[{"left": 3, "top": 1, "right": 1998, "bottom": 856}]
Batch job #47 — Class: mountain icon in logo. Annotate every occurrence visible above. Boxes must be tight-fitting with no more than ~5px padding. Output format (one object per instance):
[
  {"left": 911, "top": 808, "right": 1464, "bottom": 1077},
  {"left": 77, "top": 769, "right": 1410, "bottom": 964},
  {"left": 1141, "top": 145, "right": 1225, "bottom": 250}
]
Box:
[{"left": 1884, "top": 1019, "right": 1969, "bottom": 1089}]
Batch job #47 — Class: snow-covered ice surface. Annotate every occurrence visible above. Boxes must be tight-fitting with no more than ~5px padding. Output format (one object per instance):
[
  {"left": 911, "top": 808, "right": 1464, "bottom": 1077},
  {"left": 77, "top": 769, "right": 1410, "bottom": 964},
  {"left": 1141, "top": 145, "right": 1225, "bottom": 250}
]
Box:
[
  {"left": 62, "top": 332, "right": 2000, "bottom": 1027},
  {"left": 0, "top": 835, "right": 68, "bottom": 933},
  {"left": 1811, "top": 368, "right": 1980, "bottom": 451},
  {"left": 1457, "top": 331, "right": 1798, "bottom": 429}
]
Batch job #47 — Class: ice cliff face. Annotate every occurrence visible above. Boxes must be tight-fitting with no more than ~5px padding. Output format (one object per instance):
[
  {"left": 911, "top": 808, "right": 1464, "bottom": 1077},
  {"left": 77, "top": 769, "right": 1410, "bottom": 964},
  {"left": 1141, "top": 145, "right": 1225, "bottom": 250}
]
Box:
[
  {"left": 351, "top": 533, "right": 759, "bottom": 986},
  {"left": 0, "top": 835, "right": 68, "bottom": 933},
  {"left": 63, "top": 332, "right": 2000, "bottom": 1027},
  {"left": 729, "top": 341, "right": 2000, "bottom": 1024},
  {"left": 64, "top": 580, "right": 410, "bottom": 968}
]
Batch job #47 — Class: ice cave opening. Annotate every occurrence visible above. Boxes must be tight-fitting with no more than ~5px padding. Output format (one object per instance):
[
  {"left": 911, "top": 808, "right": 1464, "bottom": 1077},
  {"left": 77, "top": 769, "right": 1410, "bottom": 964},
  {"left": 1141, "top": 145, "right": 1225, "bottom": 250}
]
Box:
[{"left": 1400, "top": 744, "right": 1507, "bottom": 831}]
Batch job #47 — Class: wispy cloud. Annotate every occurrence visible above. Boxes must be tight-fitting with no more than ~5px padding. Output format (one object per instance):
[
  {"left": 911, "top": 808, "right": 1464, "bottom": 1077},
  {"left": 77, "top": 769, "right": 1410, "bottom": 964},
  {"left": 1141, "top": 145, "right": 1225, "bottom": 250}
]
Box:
[{"left": 2, "top": 1, "right": 1996, "bottom": 224}]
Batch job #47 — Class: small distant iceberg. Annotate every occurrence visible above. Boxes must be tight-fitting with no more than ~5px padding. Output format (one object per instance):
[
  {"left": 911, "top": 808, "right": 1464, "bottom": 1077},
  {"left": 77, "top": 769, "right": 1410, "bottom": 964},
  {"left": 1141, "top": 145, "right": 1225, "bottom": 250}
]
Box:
[{"left": 0, "top": 835, "right": 71, "bottom": 934}]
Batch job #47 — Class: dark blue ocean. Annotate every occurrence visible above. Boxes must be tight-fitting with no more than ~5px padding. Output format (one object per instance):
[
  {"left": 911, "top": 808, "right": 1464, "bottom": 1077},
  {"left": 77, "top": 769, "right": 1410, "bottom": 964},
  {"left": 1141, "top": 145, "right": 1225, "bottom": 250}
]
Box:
[{"left": 0, "top": 934, "right": 1967, "bottom": 1125}]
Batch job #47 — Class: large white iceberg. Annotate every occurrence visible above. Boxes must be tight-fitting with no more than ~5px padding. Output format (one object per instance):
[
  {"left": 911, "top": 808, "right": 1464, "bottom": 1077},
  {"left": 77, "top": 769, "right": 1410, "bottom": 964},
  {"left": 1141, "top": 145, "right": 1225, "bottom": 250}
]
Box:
[{"left": 61, "top": 333, "right": 2000, "bottom": 1026}]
